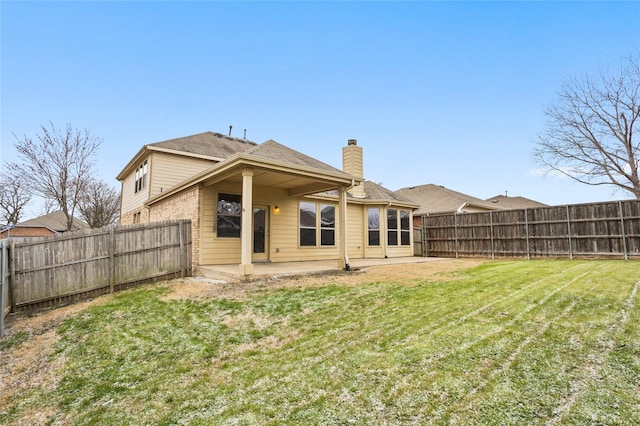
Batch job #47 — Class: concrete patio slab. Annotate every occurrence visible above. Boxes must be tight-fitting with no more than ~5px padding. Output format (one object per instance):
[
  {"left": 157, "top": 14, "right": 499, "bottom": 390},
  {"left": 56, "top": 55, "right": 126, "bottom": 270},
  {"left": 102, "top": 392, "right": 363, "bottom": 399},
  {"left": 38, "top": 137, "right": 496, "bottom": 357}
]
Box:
[{"left": 195, "top": 256, "right": 447, "bottom": 282}]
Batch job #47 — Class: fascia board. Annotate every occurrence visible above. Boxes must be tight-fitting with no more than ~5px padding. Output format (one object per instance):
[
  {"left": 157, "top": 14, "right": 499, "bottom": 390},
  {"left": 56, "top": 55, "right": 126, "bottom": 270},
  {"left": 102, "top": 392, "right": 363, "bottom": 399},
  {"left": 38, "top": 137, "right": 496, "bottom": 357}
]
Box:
[
  {"left": 116, "top": 146, "right": 148, "bottom": 181},
  {"left": 116, "top": 145, "right": 225, "bottom": 181}
]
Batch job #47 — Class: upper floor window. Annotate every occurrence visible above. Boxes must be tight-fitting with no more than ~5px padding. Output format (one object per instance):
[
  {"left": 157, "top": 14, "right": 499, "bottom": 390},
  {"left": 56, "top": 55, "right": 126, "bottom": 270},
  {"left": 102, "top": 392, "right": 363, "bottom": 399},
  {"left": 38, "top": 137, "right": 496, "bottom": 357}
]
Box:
[
  {"left": 134, "top": 160, "right": 148, "bottom": 193},
  {"left": 300, "top": 201, "right": 335, "bottom": 247},
  {"left": 217, "top": 193, "right": 242, "bottom": 238}
]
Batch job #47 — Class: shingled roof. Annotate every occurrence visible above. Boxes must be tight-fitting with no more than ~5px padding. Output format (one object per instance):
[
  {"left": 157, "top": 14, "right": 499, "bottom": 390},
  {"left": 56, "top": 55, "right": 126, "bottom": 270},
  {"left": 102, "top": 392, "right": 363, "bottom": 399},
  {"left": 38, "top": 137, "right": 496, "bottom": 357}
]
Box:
[
  {"left": 16, "top": 211, "right": 89, "bottom": 232},
  {"left": 396, "top": 184, "right": 498, "bottom": 215},
  {"left": 149, "top": 131, "right": 257, "bottom": 159},
  {"left": 485, "top": 194, "right": 548, "bottom": 209},
  {"left": 318, "top": 180, "right": 418, "bottom": 207},
  {"left": 362, "top": 181, "right": 417, "bottom": 204},
  {"left": 244, "top": 139, "right": 348, "bottom": 175}
]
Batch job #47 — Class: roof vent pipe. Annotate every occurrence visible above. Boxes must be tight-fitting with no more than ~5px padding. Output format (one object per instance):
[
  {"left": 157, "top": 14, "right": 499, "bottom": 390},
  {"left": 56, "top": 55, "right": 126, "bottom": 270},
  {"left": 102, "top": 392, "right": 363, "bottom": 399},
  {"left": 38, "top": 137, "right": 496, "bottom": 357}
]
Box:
[
  {"left": 244, "top": 129, "right": 247, "bottom": 139},
  {"left": 229, "top": 125, "right": 233, "bottom": 136}
]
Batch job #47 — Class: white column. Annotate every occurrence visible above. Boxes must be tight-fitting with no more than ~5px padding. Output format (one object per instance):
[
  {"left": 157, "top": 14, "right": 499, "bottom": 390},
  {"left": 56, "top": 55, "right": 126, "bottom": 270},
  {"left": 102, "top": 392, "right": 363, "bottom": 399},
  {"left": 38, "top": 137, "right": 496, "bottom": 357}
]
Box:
[
  {"left": 338, "top": 186, "right": 349, "bottom": 270},
  {"left": 239, "top": 168, "right": 254, "bottom": 277}
]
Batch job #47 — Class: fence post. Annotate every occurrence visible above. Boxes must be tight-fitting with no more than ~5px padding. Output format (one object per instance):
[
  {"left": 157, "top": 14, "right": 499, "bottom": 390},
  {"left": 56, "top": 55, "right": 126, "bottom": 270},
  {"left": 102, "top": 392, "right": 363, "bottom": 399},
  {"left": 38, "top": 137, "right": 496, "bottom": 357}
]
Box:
[
  {"left": 179, "top": 220, "right": 186, "bottom": 278},
  {"left": 1, "top": 239, "right": 6, "bottom": 337},
  {"left": 109, "top": 226, "right": 116, "bottom": 293},
  {"left": 524, "top": 209, "right": 530, "bottom": 260},
  {"left": 422, "top": 225, "right": 428, "bottom": 257},
  {"left": 454, "top": 214, "right": 459, "bottom": 259},
  {"left": 566, "top": 205, "right": 573, "bottom": 260},
  {"left": 489, "top": 211, "right": 495, "bottom": 260},
  {"left": 9, "top": 239, "right": 16, "bottom": 312},
  {"left": 619, "top": 201, "right": 628, "bottom": 260}
]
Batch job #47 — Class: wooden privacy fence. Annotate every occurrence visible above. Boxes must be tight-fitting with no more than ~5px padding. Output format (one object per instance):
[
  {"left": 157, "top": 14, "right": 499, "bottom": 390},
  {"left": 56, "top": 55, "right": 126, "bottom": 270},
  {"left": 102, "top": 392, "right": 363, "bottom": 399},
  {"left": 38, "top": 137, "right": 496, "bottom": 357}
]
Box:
[
  {"left": 1, "top": 220, "right": 192, "bottom": 316},
  {"left": 421, "top": 200, "right": 640, "bottom": 259}
]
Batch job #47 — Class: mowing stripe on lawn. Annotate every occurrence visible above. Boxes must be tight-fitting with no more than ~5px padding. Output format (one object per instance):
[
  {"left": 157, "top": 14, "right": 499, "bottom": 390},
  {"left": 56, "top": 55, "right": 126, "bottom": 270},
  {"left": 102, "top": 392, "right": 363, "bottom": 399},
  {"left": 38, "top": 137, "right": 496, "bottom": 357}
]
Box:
[
  {"left": 450, "top": 299, "right": 579, "bottom": 422},
  {"left": 427, "top": 267, "right": 598, "bottom": 423},
  {"left": 546, "top": 278, "right": 640, "bottom": 425}
]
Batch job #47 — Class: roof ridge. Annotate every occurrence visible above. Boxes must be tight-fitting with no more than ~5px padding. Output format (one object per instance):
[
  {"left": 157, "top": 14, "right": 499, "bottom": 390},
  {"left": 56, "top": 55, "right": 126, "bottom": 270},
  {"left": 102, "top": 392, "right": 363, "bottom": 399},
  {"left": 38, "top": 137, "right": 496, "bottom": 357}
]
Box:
[{"left": 151, "top": 131, "right": 257, "bottom": 147}]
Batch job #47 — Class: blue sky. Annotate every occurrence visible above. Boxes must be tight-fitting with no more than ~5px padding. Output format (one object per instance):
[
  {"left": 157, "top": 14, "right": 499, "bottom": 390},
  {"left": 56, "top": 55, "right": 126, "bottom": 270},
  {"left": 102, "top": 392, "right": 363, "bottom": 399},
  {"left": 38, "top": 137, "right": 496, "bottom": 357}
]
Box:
[{"left": 2, "top": 1, "right": 640, "bottom": 218}]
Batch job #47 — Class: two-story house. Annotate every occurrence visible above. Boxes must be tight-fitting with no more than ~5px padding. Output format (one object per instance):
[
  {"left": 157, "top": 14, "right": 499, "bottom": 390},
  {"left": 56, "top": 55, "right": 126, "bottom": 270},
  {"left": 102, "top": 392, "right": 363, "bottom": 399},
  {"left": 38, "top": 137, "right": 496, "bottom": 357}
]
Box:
[{"left": 117, "top": 132, "right": 417, "bottom": 277}]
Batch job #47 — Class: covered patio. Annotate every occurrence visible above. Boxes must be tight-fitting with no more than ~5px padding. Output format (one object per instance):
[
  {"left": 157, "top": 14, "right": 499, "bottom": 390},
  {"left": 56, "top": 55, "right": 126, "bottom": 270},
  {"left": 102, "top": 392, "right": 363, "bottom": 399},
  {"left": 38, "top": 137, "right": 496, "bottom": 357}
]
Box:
[{"left": 195, "top": 256, "right": 445, "bottom": 282}]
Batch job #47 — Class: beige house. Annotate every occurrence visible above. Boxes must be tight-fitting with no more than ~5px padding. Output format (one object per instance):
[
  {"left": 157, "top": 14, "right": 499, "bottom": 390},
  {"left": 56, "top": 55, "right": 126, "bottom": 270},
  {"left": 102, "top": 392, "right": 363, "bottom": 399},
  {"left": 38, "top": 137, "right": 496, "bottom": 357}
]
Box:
[{"left": 117, "top": 132, "right": 418, "bottom": 277}]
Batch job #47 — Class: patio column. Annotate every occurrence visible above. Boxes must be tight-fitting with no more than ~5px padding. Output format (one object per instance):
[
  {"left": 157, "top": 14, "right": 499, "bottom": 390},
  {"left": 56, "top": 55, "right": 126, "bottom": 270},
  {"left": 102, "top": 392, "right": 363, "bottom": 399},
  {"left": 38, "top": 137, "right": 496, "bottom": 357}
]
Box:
[
  {"left": 338, "top": 186, "right": 349, "bottom": 270},
  {"left": 239, "top": 168, "right": 254, "bottom": 277}
]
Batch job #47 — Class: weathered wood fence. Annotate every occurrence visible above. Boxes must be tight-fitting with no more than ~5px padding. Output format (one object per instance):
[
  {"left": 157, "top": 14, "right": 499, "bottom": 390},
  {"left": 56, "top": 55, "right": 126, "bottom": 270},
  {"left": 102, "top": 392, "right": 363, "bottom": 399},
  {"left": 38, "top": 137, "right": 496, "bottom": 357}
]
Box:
[
  {"left": 419, "top": 200, "right": 640, "bottom": 259},
  {"left": 0, "top": 220, "right": 192, "bottom": 318}
]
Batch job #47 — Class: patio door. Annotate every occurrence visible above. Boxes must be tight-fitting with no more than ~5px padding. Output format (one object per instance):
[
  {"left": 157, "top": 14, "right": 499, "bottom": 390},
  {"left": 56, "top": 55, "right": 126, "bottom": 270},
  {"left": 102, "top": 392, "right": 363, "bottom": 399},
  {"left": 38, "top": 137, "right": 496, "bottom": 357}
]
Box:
[{"left": 252, "top": 205, "right": 269, "bottom": 262}]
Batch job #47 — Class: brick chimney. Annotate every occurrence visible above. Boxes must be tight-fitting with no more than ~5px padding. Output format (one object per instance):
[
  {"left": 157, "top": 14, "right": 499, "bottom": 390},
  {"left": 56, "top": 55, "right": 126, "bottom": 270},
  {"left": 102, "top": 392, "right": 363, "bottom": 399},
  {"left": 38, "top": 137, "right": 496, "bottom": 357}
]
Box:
[{"left": 342, "top": 139, "right": 366, "bottom": 198}]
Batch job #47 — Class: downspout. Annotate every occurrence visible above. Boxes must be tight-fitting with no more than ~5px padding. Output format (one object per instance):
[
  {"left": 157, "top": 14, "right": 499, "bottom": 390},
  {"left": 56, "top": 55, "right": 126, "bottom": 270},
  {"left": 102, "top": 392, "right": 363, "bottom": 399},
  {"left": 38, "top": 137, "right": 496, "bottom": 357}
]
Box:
[{"left": 384, "top": 201, "right": 392, "bottom": 259}]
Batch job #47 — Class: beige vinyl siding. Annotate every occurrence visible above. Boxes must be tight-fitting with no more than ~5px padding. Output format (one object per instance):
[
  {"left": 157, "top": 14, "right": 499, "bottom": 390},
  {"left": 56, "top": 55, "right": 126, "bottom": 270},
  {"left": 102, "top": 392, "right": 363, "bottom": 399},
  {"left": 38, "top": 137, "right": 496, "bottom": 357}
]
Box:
[
  {"left": 150, "top": 153, "right": 215, "bottom": 198},
  {"left": 272, "top": 196, "right": 339, "bottom": 262},
  {"left": 347, "top": 204, "right": 364, "bottom": 259},
  {"left": 200, "top": 182, "right": 242, "bottom": 265},
  {"left": 120, "top": 164, "right": 150, "bottom": 216},
  {"left": 386, "top": 245, "right": 414, "bottom": 257}
]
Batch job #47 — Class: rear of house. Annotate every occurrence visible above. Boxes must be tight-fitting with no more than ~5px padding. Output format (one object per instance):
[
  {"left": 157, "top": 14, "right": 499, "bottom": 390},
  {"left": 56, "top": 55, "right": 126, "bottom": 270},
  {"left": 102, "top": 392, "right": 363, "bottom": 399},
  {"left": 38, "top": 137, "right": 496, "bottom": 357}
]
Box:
[{"left": 117, "top": 132, "right": 417, "bottom": 276}]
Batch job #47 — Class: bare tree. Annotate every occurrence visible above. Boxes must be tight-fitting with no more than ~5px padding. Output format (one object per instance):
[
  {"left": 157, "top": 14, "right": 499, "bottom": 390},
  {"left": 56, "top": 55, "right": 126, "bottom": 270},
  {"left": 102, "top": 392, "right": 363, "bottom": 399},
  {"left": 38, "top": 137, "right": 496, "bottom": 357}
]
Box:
[
  {"left": 0, "top": 168, "right": 32, "bottom": 225},
  {"left": 533, "top": 51, "right": 640, "bottom": 198},
  {"left": 8, "top": 122, "right": 102, "bottom": 231},
  {"left": 41, "top": 197, "right": 58, "bottom": 215},
  {"left": 78, "top": 179, "right": 120, "bottom": 228}
]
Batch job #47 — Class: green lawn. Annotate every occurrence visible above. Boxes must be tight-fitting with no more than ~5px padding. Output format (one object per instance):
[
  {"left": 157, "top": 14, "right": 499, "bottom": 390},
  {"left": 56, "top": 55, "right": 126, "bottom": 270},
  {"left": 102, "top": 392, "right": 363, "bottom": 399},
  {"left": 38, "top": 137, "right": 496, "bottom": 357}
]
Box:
[{"left": 2, "top": 260, "right": 639, "bottom": 425}]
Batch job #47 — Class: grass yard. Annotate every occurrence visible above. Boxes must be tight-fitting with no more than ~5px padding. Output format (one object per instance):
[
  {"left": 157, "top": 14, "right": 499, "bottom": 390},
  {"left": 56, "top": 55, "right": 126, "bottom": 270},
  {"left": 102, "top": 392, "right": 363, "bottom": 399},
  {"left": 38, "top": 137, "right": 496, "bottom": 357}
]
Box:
[{"left": 1, "top": 259, "right": 639, "bottom": 425}]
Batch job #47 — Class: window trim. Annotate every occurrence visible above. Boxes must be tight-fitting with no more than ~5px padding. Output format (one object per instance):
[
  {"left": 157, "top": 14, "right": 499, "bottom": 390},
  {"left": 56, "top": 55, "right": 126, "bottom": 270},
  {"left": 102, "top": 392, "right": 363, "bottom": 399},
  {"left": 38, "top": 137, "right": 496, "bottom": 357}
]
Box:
[
  {"left": 387, "top": 208, "right": 411, "bottom": 246},
  {"left": 299, "top": 201, "right": 336, "bottom": 247},
  {"left": 216, "top": 192, "right": 242, "bottom": 238},
  {"left": 134, "top": 160, "right": 148, "bottom": 194},
  {"left": 367, "top": 207, "right": 380, "bottom": 246}
]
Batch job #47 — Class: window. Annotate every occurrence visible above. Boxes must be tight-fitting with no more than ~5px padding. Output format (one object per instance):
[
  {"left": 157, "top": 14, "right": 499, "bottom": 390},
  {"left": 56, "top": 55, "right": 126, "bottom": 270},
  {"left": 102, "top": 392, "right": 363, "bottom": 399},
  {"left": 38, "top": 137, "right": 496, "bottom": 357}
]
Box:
[
  {"left": 320, "top": 204, "right": 335, "bottom": 246},
  {"left": 134, "top": 160, "right": 148, "bottom": 193},
  {"left": 368, "top": 208, "right": 380, "bottom": 246},
  {"left": 387, "top": 209, "right": 398, "bottom": 246},
  {"left": 299, "top": 201, "right": 336, "bottom": 247},
  {"left": 387, "top": 208, "right": 411, "bottom": 246},
  {"left": 400, "top": 210, "right": 411, "bottom": 245},
  {"left": 217, "top": 193, "right": 241, "bottom": 238},
  {"left": 299, "top": 202, "right": 316, "bottom": 246}
]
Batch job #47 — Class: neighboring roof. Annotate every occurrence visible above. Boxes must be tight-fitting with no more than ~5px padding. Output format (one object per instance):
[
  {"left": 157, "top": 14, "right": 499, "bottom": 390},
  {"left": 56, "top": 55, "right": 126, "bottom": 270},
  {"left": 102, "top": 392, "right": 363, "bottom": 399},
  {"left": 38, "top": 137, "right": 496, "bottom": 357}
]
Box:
[
  {"left": 396, "top": 184, "right": 499, "bottom": 215},
  {"left": 117, "top": 131, "right": 257, "bottom": 180},
  {"left": 244, "top": 140, "right": 347, "bottom": 175},
  {"left": 13, "top": 211, "right": 89, "bottom": 232},
  {"left": 486, "top": 195, "right": 548, "bottom": 209}
]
